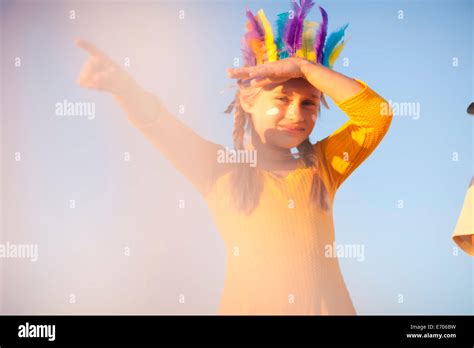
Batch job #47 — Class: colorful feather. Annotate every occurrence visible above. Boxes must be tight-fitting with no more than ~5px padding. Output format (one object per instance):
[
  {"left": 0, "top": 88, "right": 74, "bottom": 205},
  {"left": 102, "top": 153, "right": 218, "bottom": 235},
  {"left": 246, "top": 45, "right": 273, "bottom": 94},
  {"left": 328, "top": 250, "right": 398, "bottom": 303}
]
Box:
[
  {"left": 282, "top": 2, "right": 299, "bottom": 55},
  {"left": 240, "top": 1, "right": 348, "bottom": 69},
  {"left": 246, "top": 9, "right": 264, "bottom": 38},
  {"left": 296, "top": 20, "right": 318, "bottom": 61},
  {"left": 327, "top": 37, "right": 350, "bottom": 68},
  {"left": 314, "top": 6, "right": 328, "bottom": 64},
  {"left": 241, "top": 34, "right": 256, "bottom": 66},
  {"left": 275, "top": 12, "right": 290, "bottom": 59},
  {"left": 283, "top": 0, "right": 315, "bottom": 56},
  {"left": 322, "top": 23, "right": 349, "bottom": 67},
  {"left": 243, "top": 9, "right": 266, "bottom": 65},
  {"left": 256, "top": 9, "right": 279, "bottom": 62},
  {"left": 294, "top": 0, "right": 315, "bottom": 51}
]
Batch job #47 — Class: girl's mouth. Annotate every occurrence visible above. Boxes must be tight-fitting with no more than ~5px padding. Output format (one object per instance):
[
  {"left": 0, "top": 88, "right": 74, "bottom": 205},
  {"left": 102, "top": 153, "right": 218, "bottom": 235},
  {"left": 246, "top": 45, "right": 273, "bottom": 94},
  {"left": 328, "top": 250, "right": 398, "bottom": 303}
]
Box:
[{"left": 277, "top": 124, "right": 306, "bottom": 135}]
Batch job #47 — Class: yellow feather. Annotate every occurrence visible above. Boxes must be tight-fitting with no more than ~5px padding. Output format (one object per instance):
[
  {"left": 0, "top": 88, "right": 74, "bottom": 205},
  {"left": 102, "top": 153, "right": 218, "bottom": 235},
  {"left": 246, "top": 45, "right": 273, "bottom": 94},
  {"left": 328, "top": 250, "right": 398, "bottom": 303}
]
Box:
[
  {"left": 328, "top": 37, "right": 350, "bottom": 68},
  {"left": 296, "top": 21, "right": 319, "bottom": 62},
  {"left": 257, "top": 9, "right": 278, "bottom": 62}
]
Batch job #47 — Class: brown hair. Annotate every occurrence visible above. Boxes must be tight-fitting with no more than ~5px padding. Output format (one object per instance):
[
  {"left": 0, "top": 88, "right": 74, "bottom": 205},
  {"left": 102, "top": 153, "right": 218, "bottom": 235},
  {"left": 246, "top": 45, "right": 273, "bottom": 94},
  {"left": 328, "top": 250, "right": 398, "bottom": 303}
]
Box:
[{"left": 228, "top": 85, "right": 329, "bottom": 215}]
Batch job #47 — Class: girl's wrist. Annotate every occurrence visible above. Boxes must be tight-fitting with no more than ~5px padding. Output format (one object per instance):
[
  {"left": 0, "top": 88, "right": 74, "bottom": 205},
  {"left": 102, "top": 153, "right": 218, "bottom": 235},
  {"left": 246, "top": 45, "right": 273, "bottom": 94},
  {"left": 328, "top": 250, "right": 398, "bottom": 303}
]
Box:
[
  {"left": 299, "top": 59, "right": 319, "bottom": 79},
  {"left": 112, "top": 78, "right": 141, "bottom": 99}
]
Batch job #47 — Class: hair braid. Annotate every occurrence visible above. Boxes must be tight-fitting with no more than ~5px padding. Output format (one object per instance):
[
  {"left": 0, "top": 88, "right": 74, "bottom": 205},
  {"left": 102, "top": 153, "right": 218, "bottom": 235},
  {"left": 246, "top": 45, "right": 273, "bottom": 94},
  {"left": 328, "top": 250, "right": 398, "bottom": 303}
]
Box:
[{"left": 229, "top": 94, "right": 263, "bottom": 215}]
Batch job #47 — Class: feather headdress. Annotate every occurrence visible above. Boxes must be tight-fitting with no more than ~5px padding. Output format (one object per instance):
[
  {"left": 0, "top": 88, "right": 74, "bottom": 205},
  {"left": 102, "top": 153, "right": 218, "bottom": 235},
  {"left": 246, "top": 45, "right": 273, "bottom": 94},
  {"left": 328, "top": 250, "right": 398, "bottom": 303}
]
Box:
[
  {"left": 225, "top": 1, "right": 349, "bottom": 113},
  {"left": 241, "top": 1, "right": 349, "bottom": 69}
]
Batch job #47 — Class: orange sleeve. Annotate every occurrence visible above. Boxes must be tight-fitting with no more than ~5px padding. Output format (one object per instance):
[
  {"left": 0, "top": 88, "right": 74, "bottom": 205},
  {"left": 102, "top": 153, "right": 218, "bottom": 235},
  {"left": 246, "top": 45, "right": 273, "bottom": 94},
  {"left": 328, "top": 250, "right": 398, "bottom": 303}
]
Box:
[
  {"left": 315, "top": 79, "right": 393, "bottom": 190},
  {"left": 452, "top": 177, "right": 474, "bottom": 256}
]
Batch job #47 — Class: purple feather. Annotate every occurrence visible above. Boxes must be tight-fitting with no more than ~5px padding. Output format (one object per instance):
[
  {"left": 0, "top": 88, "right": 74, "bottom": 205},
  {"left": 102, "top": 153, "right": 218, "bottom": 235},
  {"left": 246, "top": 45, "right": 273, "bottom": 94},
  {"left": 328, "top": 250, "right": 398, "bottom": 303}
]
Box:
[
  {"left": 295, "top": 0, "right": 315, "bottom": 50},
  {"left": 241, "top": 36, "right": 256, "bottom": 66},
  {"left": 282, "top": 2, "right": 298, "bottom": 55},
  {"left": 246, "top": 9, "right": 264, "bottom": 39},
  {"left": 241, "top": 9, "right": 264, "bottom": 66},
  {"left": 299, "top": 0, "right": 315, "bottom": 19},
  {"left": 284, "top": 0, "right": 315, "bottom": 56},
  {"left": 314, "top": 6, "right": 328, "bottom": 64}
]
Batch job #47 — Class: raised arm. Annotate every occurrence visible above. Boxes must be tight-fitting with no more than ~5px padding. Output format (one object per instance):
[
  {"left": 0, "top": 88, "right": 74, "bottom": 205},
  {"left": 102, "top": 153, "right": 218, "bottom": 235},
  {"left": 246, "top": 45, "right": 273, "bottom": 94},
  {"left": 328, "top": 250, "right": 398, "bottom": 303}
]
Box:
[
  {"left": 300, "top": 61, "right": 393, "bottom": 190},
  {"left": 75, "top": 39, "right": 225, "bottom": 195},
  {"left": 228, "top": 58, "right": 393, "bottom": 190}
]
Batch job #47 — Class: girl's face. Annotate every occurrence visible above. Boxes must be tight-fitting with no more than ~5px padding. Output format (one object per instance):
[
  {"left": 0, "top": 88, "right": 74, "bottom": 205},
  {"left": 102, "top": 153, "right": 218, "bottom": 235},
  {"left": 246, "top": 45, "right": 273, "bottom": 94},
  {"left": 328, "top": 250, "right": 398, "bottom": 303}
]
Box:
[{"left": 242, "top": 78, "right": 321, "bottom": 149}]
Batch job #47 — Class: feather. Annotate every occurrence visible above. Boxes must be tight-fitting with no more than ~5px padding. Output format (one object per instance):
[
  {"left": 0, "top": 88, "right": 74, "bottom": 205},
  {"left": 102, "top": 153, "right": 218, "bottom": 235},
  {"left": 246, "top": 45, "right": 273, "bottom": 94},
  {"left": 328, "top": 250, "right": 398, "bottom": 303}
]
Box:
[
  {"left": 283, "top": 0, "right": 299, "bottom": 56},
  {"left": 241, "top": 39, "right": 256, "bottom": 66},
  {"left": 283, "top": 3, "right": 299, "bottom": 56},
  {"left": 322, "top": 23, "right": 349, "bottom": 67},
  {"left": 275, "top": 12, "right": 290, "bottom": 59},
  {"left": 294, "top": 0, "right": 315, "bottom": 53},
  {"left": 256, "top": 9, "right": 279, "bottom": 62},
  {"left": 246, "top": 9, "right": 264, "bottom": 38},
  {"left": 314, "top": 6, "right": 328, "bottom": 64},
  {"left": 327, "top": 37, "right": 350, "bottom": 68},
  {"left": 244, "top": 9, "right": 266, "bottom": 65},
  {"left": 296, "top": 20, "right": 318, "bottom": 61},
  {"left": 240, "top": 2, "right": 348, "bottom": 68},
  {"left": 284, "top": 0, "right": 315, "bottom": 56}
]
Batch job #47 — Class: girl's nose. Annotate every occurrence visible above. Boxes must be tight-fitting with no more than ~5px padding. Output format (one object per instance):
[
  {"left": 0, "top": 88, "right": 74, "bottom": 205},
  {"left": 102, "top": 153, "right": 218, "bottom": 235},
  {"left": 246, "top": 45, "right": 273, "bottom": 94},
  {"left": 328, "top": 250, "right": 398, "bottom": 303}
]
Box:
[{"left": 286, "top": 103, "right": 304, "bottom": 122}]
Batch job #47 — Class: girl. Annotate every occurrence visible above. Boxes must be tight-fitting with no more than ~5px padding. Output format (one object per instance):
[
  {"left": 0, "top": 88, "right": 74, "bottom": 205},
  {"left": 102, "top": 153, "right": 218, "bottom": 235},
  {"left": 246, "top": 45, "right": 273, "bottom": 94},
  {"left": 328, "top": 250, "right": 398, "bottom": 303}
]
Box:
[{"left": 76, "top": 2, "right": 393, "bottom": 315}]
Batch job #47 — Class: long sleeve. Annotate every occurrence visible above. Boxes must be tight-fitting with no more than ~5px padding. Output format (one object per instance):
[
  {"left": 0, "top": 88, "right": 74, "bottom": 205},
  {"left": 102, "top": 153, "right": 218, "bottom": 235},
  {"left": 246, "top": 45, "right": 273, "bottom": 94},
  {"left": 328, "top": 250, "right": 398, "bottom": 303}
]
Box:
[{"left": 315, "top": 79, "right": 393, "bottom": 191}]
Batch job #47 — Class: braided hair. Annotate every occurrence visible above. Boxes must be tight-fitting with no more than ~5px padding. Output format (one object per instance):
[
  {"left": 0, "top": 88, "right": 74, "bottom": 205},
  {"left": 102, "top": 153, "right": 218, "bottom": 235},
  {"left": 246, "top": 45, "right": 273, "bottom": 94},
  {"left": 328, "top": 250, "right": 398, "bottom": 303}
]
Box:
[{"left": 229, "top": 94, "right": 264, "bottom": 215}]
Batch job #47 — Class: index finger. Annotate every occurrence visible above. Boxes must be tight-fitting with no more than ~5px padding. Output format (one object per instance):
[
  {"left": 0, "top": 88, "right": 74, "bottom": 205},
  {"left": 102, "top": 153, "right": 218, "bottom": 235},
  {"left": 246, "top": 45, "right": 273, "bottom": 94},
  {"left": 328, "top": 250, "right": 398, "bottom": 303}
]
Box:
[
  {"left": 75, "top": 39, "right": 110, "bottom": 60},
  {"left": 227, "top": 67, "right": 254, "bottom": 79}
]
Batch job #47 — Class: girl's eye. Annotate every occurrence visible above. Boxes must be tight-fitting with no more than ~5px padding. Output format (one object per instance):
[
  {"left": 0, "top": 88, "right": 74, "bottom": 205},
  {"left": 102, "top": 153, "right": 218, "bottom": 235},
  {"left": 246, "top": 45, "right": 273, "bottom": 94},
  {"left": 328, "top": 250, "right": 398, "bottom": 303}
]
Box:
[
  {"left": 275, "top": 96, "right": 289, "bottom": 103},
  {"left": 303, "top": 100, "right": 317, "bottom": 107}
]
